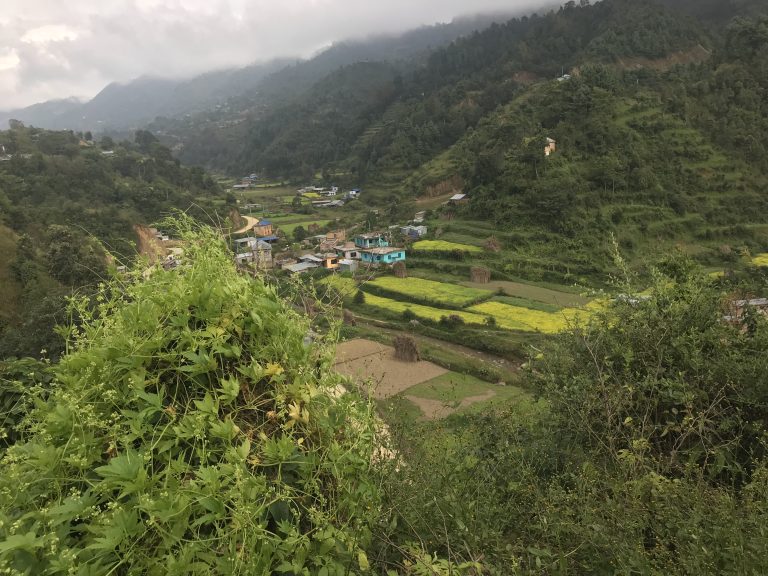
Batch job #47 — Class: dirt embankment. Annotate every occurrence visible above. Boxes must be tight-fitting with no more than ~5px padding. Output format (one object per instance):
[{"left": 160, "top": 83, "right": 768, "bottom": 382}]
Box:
[
  {"left": 423, "top": 175, "right": 464, "bottom": 199},
  {"left": 615, "top": 44, "right": 711, "bottom": 71},
  {"left": 133, "top": 225, "right": 166, "bottom": 264}
]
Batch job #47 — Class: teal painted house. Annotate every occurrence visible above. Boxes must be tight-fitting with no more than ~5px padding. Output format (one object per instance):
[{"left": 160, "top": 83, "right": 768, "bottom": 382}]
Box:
[
  {"left": 353, "top": 232, "right": 389, "bottom": 249},
  {"left": 360, "top": 247, "right": 406, "bottom": 265}
]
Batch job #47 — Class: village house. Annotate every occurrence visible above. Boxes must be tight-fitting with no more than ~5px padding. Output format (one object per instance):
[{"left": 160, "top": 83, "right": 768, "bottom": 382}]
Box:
[
  {"left": 318, "top": 229, "right": 346, "bottom": 252},
  {"left": 234, "top": 238, "right": 272, "bottom": 270},
  {"left": 275, "top": 258, "right": 298, "bottom": 270},
  {"left": 299, "top": 253, "right": 339, "bottom": 270},
  {"left": 338, "top": 259, "right": 358, "bottom": 273},
  {"left": 545, "top": 137, "right": 557, "bottom": 156},
  {"left": 285, "top": 261, "right": 319, "bottom": 275},
  {"left": 299, "top": 254, "right": 324, "bottom": 266},
  {"left": 413, "top": 211, "right": 426, "bottom": 223},
  {"left": 353, "top": 232, "right": 389, "bottom": 249},
  {"left": 400, "top": 225, "right": 428, "bottom": 239},
  {"left": 448, "top": 193, "right": 467, "bottom": 203},
  {"left": 326, "top": 229, "right": 346, "bottom": 243},
  {"left": 252, "top": 219, "right": 273, "bottom": 237},
  {"left": 313, "top": 199, "right": 345, "bottom": 208},
  {"left": 346, "top": 188, "right": 361, "bottom": 200},
  {"left": 335, "top": 242, "right": 361, "bottom": 260},
  {"left": 252, "top": 219, "right": 279, "bottom": 243},
  {"left": 360, "top": 247, "right": 406, "bottom": 265},
  {"left": 319, "top": 253, "right": 340, "bottom": 270}
]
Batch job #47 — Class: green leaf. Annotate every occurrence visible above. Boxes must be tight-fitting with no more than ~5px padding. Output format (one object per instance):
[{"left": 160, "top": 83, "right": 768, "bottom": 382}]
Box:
[
  {"left": 218, "top": 377, "right": 240, "bottom": 404},
  {"left": 357, "top": 550, "right": 370, "bottom": 572},
  {"left": 0, "top": 532, "right": 44, "bottom": 554}
]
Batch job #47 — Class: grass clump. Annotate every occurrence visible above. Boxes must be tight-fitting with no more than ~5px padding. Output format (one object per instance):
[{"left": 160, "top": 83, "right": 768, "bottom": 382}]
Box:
[{"left": 0, "top": 218, "right": 379, "bottom": 575}]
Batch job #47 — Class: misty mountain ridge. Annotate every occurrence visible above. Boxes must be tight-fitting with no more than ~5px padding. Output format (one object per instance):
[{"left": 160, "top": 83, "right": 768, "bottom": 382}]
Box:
[{"left": 0, "top": 10, "right": 531, "bottom": 133}]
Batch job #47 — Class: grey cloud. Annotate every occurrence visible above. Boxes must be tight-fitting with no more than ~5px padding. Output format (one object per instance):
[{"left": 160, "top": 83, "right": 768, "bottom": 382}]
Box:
[{"left": 1, "top": 0, "right": 549, "bottom": 110}]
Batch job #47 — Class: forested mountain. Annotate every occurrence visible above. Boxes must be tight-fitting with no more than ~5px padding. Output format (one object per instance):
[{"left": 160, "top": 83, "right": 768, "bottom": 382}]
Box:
[
  {"left": 0, "top": 59, "right": 294, "bottom": 132},
  {"left": 0, "top": 125, "right": 222, "bottom": 359},
  {"left": 232, "top": 0, "right": 715, "bottom": 178}
]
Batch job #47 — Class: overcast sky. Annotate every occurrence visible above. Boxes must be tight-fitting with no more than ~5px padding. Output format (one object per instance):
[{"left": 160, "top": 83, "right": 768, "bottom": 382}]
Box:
[{"left": 0, "top": 0, "right": 547, "bottom": 110}]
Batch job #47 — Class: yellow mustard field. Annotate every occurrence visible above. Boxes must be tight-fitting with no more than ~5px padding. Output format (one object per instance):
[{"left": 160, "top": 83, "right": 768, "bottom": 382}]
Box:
[
  {"left": 752, "top": 253, "right": 768, "bottom": 267},
  {"left": 368, "top": 276, "right": 492, "bottom": 307},
  {"left": 412, "top": 240, "right": 483, "bottom": 253},
  {"left": 467, "top": 300, "right": 602, "bottom": 333}
]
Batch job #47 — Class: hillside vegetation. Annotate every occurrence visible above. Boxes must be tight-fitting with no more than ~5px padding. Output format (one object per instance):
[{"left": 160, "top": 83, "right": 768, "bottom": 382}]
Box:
[
  {"left": 0, "top": 222, "right": 379, "bottom": 574},
  {"left": 0, "top": 126, "right": 223, "bottom": 358},
  {"left": 2, "top": 223, "right": 768, "bottom": 574},
  {"left": 203, "top": 0, "right": 768, "bottom": 279}
]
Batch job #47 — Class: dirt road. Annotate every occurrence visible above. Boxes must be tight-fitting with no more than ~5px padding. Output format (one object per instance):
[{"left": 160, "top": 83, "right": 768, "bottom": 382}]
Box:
[{"left": 234, "top": 215, "right": 259, "bottom": 234}]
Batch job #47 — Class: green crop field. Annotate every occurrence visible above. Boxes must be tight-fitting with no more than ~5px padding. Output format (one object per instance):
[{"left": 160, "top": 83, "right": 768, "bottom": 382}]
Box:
[
  {"left": 407, "top": 372, "right": 529, "bottom": 405},
  {"left": 412, "top": 240, "right": 483, "bottom": 253},
  {"left": 367, "top": 276, "right": 492, "bottom": 307},
  {"left": 319, "top": 275, "right": 357, "bottom": 297},
  {"left": 273, "top": 219, "right": 333, "bottom": 236},
  {"left": 461, "top": 280, "right": 591, "bottom": 307},
  {"left": 362, "top": 293, "right": 488, "bottom": 325}
]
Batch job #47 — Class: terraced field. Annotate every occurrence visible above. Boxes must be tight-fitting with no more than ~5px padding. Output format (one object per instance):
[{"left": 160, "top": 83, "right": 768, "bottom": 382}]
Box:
[
  {"left": 366, "top": 276, "right": 492, "bottom": 307},
  {"left": 412, "top": 240, "right": 483, "bottom": 253},
  {"left": 362, "top": 293, "right": 488, "bottom": 325},
  {"left": 468, "top": 301, "right": 594, "bottom": 333}
]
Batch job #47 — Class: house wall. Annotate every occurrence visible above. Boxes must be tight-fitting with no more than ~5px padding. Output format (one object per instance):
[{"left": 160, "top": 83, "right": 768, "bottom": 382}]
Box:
[
  {"left": 253, "top": 224, "right": 273, "bottom": 236},
  {"left": 360, "top": 251, "right": 405, "bottom": 264},
  {"left": 354, "top": 237, "right": 388, "bottom": 249}
]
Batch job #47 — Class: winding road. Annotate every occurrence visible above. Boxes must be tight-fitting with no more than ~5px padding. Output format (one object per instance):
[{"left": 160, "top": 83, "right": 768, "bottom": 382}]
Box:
[{"left": 233, "top": 215, "right": 259, "bottom": 234}]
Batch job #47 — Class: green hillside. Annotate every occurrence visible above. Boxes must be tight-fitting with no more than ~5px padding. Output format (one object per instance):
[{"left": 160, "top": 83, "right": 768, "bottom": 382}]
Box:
[
  {"left": 210, "top": 0, "right": 768, "bottom": 282},
  {"left": 0, "top": 126, "right": 224, "bottom": 358}
]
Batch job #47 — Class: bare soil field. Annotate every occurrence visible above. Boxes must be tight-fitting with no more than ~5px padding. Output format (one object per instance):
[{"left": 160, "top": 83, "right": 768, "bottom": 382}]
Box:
[{"left": 334, "top": 339, "right": 447, "bottom": 399}]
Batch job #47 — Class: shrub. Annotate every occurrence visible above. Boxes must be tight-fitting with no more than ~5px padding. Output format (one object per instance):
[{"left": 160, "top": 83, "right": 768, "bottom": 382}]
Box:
[
  {"left": 0, "top": 219, "right": 379, "bottom": 574},
  {"left": 439, "top": 314, "right": 466, "bottom": 329}
]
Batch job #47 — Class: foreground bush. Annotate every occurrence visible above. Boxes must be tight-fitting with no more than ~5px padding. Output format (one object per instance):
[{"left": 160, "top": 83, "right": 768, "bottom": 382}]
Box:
[
  {"left": 0, "top": 220, "right": 378, "bottom": 575},
  {"left": 375, "top": 262, "right": 768, "bottom": 574}
]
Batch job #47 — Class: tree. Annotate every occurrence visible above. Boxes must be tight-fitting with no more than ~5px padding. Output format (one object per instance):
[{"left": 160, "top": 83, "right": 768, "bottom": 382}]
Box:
[
  {"left": 293, "top": 225, "right": 308, "bottom": 242},
  {"left": 134, "top": 129, "right": 158, "bottom": 153},
  {"left": 532, "top": 259, "right": 768, "bottom": 484}
]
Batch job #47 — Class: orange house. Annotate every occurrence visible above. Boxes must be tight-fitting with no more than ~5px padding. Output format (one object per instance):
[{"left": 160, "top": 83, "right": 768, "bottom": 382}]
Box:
[
  {"left": 252, "top": 219, "right": 273, "bottom": 237},
  {"left": 320, "top": 253, "right": 340, "bottom": 270}
]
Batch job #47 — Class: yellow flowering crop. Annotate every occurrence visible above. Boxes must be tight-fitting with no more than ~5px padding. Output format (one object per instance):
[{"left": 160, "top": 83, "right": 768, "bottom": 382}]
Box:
[{"left": 412, "top": 240, "right": 483, "bottom": 253}]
